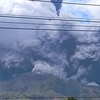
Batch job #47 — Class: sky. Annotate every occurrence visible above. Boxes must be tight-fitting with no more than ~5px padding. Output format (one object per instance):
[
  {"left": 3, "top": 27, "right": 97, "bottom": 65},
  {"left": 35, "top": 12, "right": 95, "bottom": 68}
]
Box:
[
  {"left": 0, "top": 0, "right": 100, "bottom": 86},
  {"left": 61, "top": 0, "right": 100, "bottom": 18},
  {"left": 0, "top": 0, "right": 100, "bottom": 44},
  {"left": 0, "top": 0, "right": 100, "bottom": 18}
]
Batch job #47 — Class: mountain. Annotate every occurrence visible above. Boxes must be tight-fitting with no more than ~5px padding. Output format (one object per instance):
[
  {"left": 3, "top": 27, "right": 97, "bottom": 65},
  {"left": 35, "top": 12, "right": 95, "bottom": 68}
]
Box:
[
  {"left": 0, "top": 72, "right": 100, "bottom": 100},
  {"left": 0, "top": 92, "right": 30, "bottom": 100},
  {"left": 0, "top": 0, "right": 100, "bottom": 87},
  {"left": 0, "top": 34, "right": 100, "bottom": 86}
]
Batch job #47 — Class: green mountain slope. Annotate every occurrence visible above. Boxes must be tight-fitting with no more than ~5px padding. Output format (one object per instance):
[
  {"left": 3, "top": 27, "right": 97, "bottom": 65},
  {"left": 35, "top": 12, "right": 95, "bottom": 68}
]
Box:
[
  {"left": 0, "top": 92, "right": 30, "bottom": 100},
  {"left": 0, "top": 72, "right": 100, "bottom": 100}
]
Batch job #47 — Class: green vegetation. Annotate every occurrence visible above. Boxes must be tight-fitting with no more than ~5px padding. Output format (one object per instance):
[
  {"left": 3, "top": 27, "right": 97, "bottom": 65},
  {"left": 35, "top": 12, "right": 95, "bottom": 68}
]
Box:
[
  {"left": 0, "top": 92, "right": 30, "bottom": 100},
  {"left": 0, "top": 72, "right": 100, "bottom": 100},
  {"left": 64, "top": 97, "right": 77, "bottom": 100}
]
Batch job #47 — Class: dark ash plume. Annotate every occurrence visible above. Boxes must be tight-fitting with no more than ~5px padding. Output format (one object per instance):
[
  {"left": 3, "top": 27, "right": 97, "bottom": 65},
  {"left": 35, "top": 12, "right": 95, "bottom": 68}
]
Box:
[{"left": 50, "top": 0, "right": 63, "bottom": 16}]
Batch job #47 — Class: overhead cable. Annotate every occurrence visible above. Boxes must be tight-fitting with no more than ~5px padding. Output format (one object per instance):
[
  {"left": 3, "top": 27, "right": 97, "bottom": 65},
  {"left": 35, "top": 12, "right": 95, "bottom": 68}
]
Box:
[
  {"left": 30, "top": 0, "right": 100, "bottom": 7},
  {"left": 1, "top": 14, "right": 100, "bottom": 21},
  {"left": 0, "top": 26, "right": 99, "bottom": 32},
  {"left": 1, "top": 15, "right": 100, "bottom": 23},
  {"left": 1, "top": 21, "right": 100, "bottom": 27}
]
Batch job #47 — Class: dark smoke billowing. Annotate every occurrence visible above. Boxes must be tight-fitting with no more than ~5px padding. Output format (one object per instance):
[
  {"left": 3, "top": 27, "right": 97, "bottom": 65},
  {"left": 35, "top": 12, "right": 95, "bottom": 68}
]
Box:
[
  {"left": 0, "top": 0, "right": 100, "bottom": 87},
  {"left": 50, "top": 0, "right": 63, "bottom": 16}
]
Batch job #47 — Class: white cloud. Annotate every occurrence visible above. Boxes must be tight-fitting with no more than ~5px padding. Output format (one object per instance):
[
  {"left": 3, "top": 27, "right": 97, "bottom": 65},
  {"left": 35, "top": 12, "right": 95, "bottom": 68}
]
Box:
[
  {"left": 71, "top": 44, "right": 100, "bottom": 61},
  {"left": 0, "top": 0, "right": 58, "bottom": 45},
  {"left": 0, "top": 0, "right": 56, "bottom": 15},
  {"left": 0, "top": 0, "right": 100, "bottom": 85},
  {"left": 87, "top": 0, "right": 100, "bottom": 18},
  {"left": 81, "top": 79, "right": 100, "bottom": 86},
  {"left": 61, "top": 0, "right": 100, "bottom": 19},
  {"left": 2, "top": 52, "right": 24, "bottom": 68},
  {"left": 87, "top": 82, "right": 99, "bottom": 86},
  {"left": 32, "top": 61, "right": 67, "bottom": 79},
  {"left": 70, "top": 67, "right": 86, "bottom": 79}
]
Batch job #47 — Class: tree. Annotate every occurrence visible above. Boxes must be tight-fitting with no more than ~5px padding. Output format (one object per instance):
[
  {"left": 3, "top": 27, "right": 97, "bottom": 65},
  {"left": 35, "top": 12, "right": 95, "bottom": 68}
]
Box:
[{"left": 64, "top": 97, "right": 77, "bottom": 100}]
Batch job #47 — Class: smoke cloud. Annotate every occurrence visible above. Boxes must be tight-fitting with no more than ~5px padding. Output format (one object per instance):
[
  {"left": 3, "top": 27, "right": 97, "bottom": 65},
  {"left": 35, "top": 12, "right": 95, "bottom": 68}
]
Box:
[{"left": 0, "top": 0, "right": 100, "bottom": 86}]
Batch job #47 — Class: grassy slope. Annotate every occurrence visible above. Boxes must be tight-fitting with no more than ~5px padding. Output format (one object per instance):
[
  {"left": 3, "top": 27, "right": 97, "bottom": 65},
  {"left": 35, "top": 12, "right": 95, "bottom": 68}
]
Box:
[
  {"left": 0, "top": 92, "right": 30, "bottom": 100},
  {"left": 0, "top": 72, "right": 100, "bottom": 100}
]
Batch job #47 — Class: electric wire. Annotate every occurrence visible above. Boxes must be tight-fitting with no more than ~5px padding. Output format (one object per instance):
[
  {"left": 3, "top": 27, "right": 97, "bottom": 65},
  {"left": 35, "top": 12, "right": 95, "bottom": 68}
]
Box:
[
  {"left": 0, "top": 1, "right": 99, "bottom": 99},
  {"left": 0, "top": 21, "right": 74, "bottom": 26},
  {"left": 0, "top": 26, "right": 99, "bottom": 32},
  {"left": 1, "top": 20, "right": 100, "bottom": 28},
  {"left": 0, "top": 1, "right": 100, "bottom": 99},
  {"left": 30, "top": 0, "right": 100, "bottom": 7},
  {"left": 1, "top": 14, "right": 100, "bottom": 23},
  {"left": 1, "top": 14, "right": 100, "bottom": 20}
]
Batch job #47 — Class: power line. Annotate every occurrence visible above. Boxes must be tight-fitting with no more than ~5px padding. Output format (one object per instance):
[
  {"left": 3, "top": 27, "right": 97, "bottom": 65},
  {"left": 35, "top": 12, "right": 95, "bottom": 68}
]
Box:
[
  {"left": 1, "top": 14, "right": 100, "bottom": 21},
  {"left": 30, "top": 0, "right": 100, "bottom": 7},
  {"left": 1, "top": 21, "right": 100, "bottom": 28},
  {"left": 0, "top": 21, "right": 72, "bottom": 26},
  {"left": 1, "top": 15, "right": 100, "bottom": 23},
  {"left": 0, "top": 26, "right": 99, "bottom": 32}
]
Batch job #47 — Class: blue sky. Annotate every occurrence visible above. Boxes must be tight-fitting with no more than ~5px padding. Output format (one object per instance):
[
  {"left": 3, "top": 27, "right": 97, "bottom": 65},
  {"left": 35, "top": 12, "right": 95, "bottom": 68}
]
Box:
[{"left": 60, "top": 0, "right": 93, "bottom": 18}]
